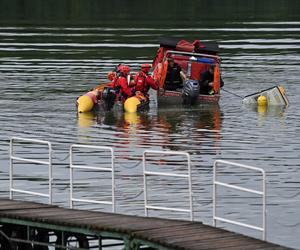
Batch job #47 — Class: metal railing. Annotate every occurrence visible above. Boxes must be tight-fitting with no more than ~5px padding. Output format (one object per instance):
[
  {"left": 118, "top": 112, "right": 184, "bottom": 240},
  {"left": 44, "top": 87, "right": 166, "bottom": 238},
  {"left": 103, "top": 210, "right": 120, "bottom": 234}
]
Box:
[
  {"left": 166, "top": 50, "right": 220, "bottom": 60},
  {"left": 9, "top": 137, "right": 53, "bottom": 204},
  {"left": 213, "top": 160, "right": 266, "bottom": 240},
  {"left": 143, "top": 150, "right": 193, "bottom": 221},
  {"left": 70, "top": 144, "right": 115, "bottom": 212}
]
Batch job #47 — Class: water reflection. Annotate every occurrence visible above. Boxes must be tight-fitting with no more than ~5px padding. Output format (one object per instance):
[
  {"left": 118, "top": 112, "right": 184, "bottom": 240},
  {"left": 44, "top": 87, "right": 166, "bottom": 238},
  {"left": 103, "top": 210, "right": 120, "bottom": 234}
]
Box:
[
  {"left": 157, "top": 105, "right": 222, "bottom": 133},
  {"left": 77, "top": 105, "right": 222, "bottom": 131},
  {"left": 76, "top": 104, "right": 223, "bottom": 153},
  {"left": 243, "top": 103, "right": 287, "bottom": 118},
  {"left": 78, "top": 110, "right": 152, "bottom": 129},
  {"left": 77, "top": 112, "right": 95, "bottom": 128},
  {"left": 256, "top": 105, "right": 287, "bottom": 117}
]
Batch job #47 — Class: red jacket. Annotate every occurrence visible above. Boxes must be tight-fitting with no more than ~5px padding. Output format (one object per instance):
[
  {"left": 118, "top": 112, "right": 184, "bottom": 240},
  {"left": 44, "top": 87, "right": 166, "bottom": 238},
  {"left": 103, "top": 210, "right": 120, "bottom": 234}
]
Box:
[
  {"left": 113, "top": 76, "right": 132, "bottom": 98},
  {"left": 133, "top": 71, "right": 158, "bottom": 95}
]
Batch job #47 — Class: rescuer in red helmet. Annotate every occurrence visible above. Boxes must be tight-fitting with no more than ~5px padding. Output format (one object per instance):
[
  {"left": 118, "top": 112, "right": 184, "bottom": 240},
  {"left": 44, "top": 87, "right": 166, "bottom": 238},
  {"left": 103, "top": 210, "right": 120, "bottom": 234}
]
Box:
[
  {"left": 112, "top": 65, "right": 133, "bottom": 102},
  {"left": 132, "top": 64, "right": 158, "bottom": 97}
]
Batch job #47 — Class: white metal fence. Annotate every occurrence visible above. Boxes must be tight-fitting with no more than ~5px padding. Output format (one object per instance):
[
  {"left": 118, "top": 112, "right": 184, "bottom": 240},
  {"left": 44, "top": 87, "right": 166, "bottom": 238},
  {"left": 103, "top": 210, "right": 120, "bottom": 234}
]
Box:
[
  {"left": 143, "top": 150, "right": 193, "bottom": 221},
  {"left": 213, "top": 160, "right": 266, "bottom": 240},
  {"left": 69, "top": 144, "right": 115, "bottom": 212},
  {"left": 9, "top": 137, "right": 53, "bottom": 204},
  {"left": 7, "top": 137, "right": 269, "bottom": 241}
]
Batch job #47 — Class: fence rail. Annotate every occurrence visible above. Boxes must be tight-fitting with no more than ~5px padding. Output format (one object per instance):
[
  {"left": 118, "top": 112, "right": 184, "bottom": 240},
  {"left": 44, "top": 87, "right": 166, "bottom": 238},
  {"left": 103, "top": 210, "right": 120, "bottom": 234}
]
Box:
[
  {"left": 213, "top": 159, "right": 266, "bottom": 240},
  {"left": 69, "top": 144, "right": 115, "bottom": 212},
  {"left": 9, "top": 137, "right": 53, "bottom": 204},
  {"left": 143, "top": 150, "right": 193, "bottom": 221}
]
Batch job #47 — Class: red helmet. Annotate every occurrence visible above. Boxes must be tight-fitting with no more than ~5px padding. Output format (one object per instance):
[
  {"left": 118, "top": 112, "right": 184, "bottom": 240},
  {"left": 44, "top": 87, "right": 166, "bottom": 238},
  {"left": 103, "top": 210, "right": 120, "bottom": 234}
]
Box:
[
  {"left": 119, "top": 65, "right": 130, "bottom": 75},
  {"left": 141, "top": 64, "right": 151, "bottom": 72}
]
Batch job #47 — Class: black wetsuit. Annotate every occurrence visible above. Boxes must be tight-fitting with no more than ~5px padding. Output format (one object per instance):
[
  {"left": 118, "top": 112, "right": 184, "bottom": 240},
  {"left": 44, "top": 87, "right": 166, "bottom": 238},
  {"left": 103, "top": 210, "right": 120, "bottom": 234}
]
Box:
[
  {"left": 164, "top": 63, "right": 183, "bottom": 90},
  {"left": 199, "top": 70, "right": 224, "bottom": 95}
]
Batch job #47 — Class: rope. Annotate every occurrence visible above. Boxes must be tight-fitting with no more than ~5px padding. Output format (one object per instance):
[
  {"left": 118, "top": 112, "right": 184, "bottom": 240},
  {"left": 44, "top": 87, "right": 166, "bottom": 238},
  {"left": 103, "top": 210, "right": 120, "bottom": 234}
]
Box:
[
  {"left": 268, "top": 214, "right": 300, "bottom": 227},
  {"left": 118, "top": 161, "right": 141, "bottom": 169},
  {"left": 222, "top": 88, "right": 244, "bottom": 99},
  {"left": 52, "top": 153, "right": 69, "bottom": 162},
  {"left": 117, "top": 189, "right": 144, "bottom": 200}
]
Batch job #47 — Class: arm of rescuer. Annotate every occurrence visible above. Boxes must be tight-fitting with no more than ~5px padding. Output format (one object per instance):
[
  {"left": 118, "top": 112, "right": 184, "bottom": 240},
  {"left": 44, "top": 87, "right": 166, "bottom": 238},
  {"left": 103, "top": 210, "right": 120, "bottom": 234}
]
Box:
[
  {"left": 145, "top": 75, "right": 158, "bottom": 90},
  {"left": 200, "top": 71, "right": 224, "bottom": 88},
  {"left": 180, "top": 70, "right": 187, "bottom": 82},
  {"left": 118, "top": 77, "right": 133, "bottom": 97},
  {"left": 208, "top": 77, "right": 224, "bottom": 88}
]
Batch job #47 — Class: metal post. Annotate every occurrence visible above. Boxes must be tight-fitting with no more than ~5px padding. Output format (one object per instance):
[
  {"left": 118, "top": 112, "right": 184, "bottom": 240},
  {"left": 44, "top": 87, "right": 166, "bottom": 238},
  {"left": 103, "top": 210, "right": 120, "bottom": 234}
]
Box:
[
  {"left": 262, "top": 171, "right": 266, "bottom": 241},
  {"left": 142, "top": 152, "right": 148, "bottom": 217},
  {"left": 69, "top": 146, "right": 73, "bottom": 209},
  {"left": 48, "top": 143, "right": 53, "bottom": 204},
  {"left": 187, "top": 153, "right": 193, "bottom": 221},
  {"left": 212, "top": 161, "right": 216, "bottom": 227},
  {"left": 111, "top": 149, "right": 116, "bottom": 213},
  {"left": 9, "top": 138, "right": 13, "bottom": 200}
]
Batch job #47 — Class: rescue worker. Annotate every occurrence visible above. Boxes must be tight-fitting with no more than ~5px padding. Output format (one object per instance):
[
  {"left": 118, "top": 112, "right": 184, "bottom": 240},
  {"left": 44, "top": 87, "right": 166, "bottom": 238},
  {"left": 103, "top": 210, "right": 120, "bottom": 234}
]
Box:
[
  {"left": 164, "top": 58, "right": 186, "bottom": 91},
  {"left": 112, "top": 65, "right": 133, "bottom": 102},
  {"left": 133, "top": 64, "right": 158, "bottom": 97},
  {"left": 199, "top": 65, "right": 224, "bottom": 95},
  {"left": 107, "top": 64, "right": 122, "bottom": 81}
]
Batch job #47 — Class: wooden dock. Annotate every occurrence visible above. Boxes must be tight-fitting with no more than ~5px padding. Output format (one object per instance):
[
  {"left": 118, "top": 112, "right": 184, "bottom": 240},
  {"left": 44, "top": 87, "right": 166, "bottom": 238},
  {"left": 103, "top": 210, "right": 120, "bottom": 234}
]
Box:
[{"left": 0, "top": 198, "right": 291, "bottom": 250}]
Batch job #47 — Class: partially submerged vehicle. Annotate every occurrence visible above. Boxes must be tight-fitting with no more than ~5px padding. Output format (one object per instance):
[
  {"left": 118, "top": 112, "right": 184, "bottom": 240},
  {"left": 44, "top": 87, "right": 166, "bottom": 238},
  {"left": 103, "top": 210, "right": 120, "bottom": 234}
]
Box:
[
  {"left": 242, "top": 85, "right": 289, "bottom": 106},
  {"left": 152, "top": 37, "right": 222, "bottom": 105}
]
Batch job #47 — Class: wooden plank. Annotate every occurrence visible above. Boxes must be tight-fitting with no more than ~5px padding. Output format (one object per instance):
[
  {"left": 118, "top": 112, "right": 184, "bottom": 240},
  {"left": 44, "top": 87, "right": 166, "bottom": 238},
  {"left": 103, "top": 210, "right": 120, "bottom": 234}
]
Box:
[
  {"left": 0, "top": 207, "right": 66, "bottom": 217},
  {"left": 84, "top": 216, "right": 192, "bottom": 232},
  {"left": 0, "top": 203, "right": 55, "bottom": 211},
  {"left": 178, "top": 234, "right": 290, "bottom": 250},
  {"left": 133, "top": 224, "right": 238, "bottom": 241},
  {"left": 0, "top": 199, "right": 291, "bottom": 250},
  {"left": 0, "top": 199, "right": 54, "bottom": 210},
  {"left": 181, "top": 238, "right": 285, "bottom": 250}
]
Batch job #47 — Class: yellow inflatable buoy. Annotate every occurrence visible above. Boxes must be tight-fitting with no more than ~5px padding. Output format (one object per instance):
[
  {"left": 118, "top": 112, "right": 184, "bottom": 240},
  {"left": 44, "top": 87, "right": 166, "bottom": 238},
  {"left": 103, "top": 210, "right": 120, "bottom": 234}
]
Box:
[
  {"left": 77, "top": 95, "right": 94, "bottom": 113},
  {"left": 257, "top": 95, "right": 267, "bottom": 106},
  {"left": 124, "top": 96, "right": 141, "bottom": 113}
]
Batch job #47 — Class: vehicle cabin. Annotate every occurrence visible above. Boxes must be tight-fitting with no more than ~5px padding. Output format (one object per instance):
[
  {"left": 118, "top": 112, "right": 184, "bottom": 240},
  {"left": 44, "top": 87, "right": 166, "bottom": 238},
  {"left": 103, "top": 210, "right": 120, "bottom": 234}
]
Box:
[{"left": 152, "top": 38, "right": 222, "bottom": 105}]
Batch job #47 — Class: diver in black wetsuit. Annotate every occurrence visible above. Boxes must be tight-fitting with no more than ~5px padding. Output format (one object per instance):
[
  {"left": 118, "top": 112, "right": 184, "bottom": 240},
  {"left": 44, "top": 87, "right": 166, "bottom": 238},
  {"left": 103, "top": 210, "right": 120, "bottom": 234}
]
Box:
[
  {"left": 164, "top": 58, "right": 186, "bottom": 91},
  {"left": 199, "top": 65, "right": 224, "bottom": 95}
]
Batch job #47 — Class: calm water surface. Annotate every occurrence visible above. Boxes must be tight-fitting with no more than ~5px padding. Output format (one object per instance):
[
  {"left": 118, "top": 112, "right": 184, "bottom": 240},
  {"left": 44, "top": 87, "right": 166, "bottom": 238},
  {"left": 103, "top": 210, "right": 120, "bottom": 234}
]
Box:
[{"left": 1, "top": 14, "right": 300, "bottom": 249}]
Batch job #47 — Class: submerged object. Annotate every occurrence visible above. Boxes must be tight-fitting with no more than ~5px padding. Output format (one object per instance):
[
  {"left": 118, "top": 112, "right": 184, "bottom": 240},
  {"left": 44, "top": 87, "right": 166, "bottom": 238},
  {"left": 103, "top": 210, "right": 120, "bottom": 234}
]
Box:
[{"left": 242, "top": 86, "right": 289, "bottom": 106}]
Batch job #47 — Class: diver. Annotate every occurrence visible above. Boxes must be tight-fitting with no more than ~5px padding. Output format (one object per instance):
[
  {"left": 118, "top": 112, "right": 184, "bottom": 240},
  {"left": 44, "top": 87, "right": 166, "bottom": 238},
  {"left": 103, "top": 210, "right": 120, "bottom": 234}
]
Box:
[
  {"left": 199, "top": 65, "right": 224, "bottom": 95},
  {"left": 164, "top": 58, "right": 186, "bottom": 91},
  {"left": 133, "top": 64, "right": 158, "bottom": 98}
]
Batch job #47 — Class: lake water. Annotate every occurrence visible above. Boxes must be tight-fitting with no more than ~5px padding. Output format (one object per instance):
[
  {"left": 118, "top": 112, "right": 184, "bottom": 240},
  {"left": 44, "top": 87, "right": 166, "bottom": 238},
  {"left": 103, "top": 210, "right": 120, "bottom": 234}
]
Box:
[{"left": 0, "top": 1, "right": 300, "bottom": 249}]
